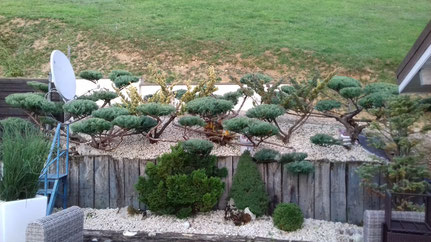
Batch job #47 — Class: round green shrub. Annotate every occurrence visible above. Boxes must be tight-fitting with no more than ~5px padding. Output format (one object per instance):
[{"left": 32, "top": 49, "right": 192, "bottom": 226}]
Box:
[
  {"left": 63, "top": 100, "right": 98, "bottom": 117},
  {"left": 137, "top": 116, "right": 158, "bottom": 133},
  {"left": 5, "top": 93, "right": 58, "bottom": 114},
  {"left": 178, "top": 116, "right": 206, "bottom": 127},
  {"left": 27, "top": 81, "right": 48, "bottom": 93},
  {"left": 113, "top": 75, "right": 139, "bottom": 89},
  {"left": 92, "top": 107, "right": 129, "bottom": 121},
  {"left": 220, "top": 91, "right": 242, "bottom": 105},
  {"left": 223, "top": 117, "right": 278, "bottom": 138},
  {"left": 273, "top": 203, "right": 304, "bottom": 232},
  {"left": 279, "top": 152, "right": 308, "bottom": 164},
  {"left": 109, "top": 70, "right": 132, "bottom": 81},
  {"left": 253, "top": 148, "right": 280, "bottom": 163},
  {"left": 92, "top": 90, "right": 118, "bottom": 102},
  {"left": 286, "top": 161, "right": 315, "bottom": 174},
  {"left": 112, "top": 115, "right": 140, "bottom": 130},
  {"left": 240, "top": 73, "right": 273, "bottom": 85},
  {"left": 182, "top": 139, "right": 214, "bottom": 156},
  {"left": 137, "top": 103, "right": 176, "bottom": 116},
  {"left": 186, "top": 97, "right": 233, "bottom": 118},
  {"left": 71, "top": 118, "right": 112, "bottom": 135},
  {"left": 363, "top": 82, "right": 398, "bottom": 95},
  {"left": 339, "top": 87, "right": 362, "bottom": 99},
  {"left": 246, "top": 104, "right": 285, "bottom": 120},
  {"left": 230, "top": 151, "right": 269, "bottom": 217},
  {"left": 281, "top": 85, "right": 295, "bottom": 95},
  {"left": 327, "top": 76, "right": 361, "bottom": 92},
  {"left": 79, "top": 70, "right": 103, "bottom": 81},
  {"left": 310, "top": 134, "right": 342, "bottom": 147},
  {"left": 222, "top": 117, "right": 251, "bottom": 133},
  {"left": 315, "top": 100, "right": 341, "bottom": 112},
  {"left": 359, "top": 92, "right": 394, "bottom": 109}
]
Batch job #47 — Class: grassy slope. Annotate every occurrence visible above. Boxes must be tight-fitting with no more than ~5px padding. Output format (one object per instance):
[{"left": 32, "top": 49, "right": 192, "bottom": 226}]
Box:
[{"left": 0, "top": 0, "right": 430, "bottom": 81}]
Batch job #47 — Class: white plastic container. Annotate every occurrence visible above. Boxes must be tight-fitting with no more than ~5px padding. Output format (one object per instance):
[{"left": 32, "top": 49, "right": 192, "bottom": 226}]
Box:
[{"left": 0, "top": 195, "right": 47, "bottom": 242}]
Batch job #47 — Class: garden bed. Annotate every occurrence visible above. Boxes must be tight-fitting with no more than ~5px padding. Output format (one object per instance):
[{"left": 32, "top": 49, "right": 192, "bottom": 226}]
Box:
[
  {"left": 82, "top": 208, "right": 363, "bottom": 242},
  {"left": 70, "top": 114, "right": 374, "bottom": 162}
]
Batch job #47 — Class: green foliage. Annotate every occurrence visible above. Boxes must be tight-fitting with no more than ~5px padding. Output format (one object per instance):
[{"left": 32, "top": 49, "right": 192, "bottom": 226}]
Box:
[
  {"left": 253, "top": 148, "right": 280, "bottom": 163},
  {"left": 113, "top": 75, "right": 139, "bottom": 89},
  {"left": 63, "top": 99, "right": 98, "bottom": 117},
  {"left": 363, "top": 82, "right": 398, "bottom": 95},
  {"left": 109, "top": 70, "right": 132, "bottom": 81},
  {"left": 420, "top": 97, "right": 431, "bottom": 112},
  {"left": 71, "top": 118, "right": 112, "bottom": 135},
  {"left": 78, "top": 90, "right": 118, "bottom": 103},
  {"left": 137, "top": 116, "right": 158, "bottom": 133},
  {"left": 223, "top": 117, "right": 279, "bottom": 138},
  {"left": 186, "top": 97, "right": 233, "bottom": 118},
  {"left": 79, "top": 70, "right": 103, "bottom": 81},
  {"left": 178, "top": 116, "right": 206, "bottom": 127},
  {"left": 0, "top": 118, "right": 50, "bottom": 201},
  {"left": 5, "top": 93, "right": 58, "bottom": 114},
  {"left": 219, "top": 91, "right": 242, "bottom": 105},
  {"left": 239, "top": 73, "right": 281, "bottom": 105},
  {"left": 229, "top": 151, "right": 269, "bottom": 217},
  {"left": 112, "top": 115, "right": 141, "bottom": 130},
  {"left": 182, "top": 139, "right": 214, "bottom": 156},
  {"left": 246, "top": 104, "right": 285, "bottom": 121},
  {"left": 339, "top": 87, "right": 362, "bottom": 99},
  {"left": 92, "top": 107, "right": 129, "bottom": 121},
  {"left": 175, "top": 89, "right": 187, "bottom": 99},
  {"left": 286, "top": 161, "right": 315, "bottom": 174},
  {"left": 27, "top": 81, "right": 48, "bottom": 93},
  {"left": 135, "top": 143, "right": 225, "bottom": 218},
  {"left": 137, "top": 103, "right": 176, "bottom": 116},
  {"left": 273, "top": 203, "right": 304, "bottom": 232},
  {"left": 310, "top": 134, "right": 342, "bottom": 147},
  {"left": 279, "top": 152, "right": 308, "bottom": 164},
  {"left": 327, "top": 76, "right": 361, "bottom": 91},
  {"left": 315, "top": 100, "right": 341, "bottom": 112},
  {"left": 358, "top": 92, "right": 394, "bottom": 109}
]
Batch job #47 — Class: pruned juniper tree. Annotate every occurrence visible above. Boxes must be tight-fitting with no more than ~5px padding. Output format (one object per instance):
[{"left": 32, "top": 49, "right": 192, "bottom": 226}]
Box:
[
  {"left": 314, "top": 76, "right": 399, "bottom": 145},
  {"left": 236, "top": 73, "right": 282, "bottom": 105},
  {"left": 357, "top": 95, "right": 430, "bottom": 210},
  {"left": 223, "top": 117, "right": 279, "bottom": 147},
  {"left": 245, "top": 73, "right": 333, "bottom": 144},
  {"left": 136, "top": 102, "right": 176, "bottom": 142}
]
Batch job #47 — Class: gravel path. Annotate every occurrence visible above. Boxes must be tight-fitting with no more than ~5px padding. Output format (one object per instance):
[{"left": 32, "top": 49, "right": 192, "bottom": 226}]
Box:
[
  {"left": 83, "top": 208, "right": 363, "bottom": 242},
  {"left": 71, "top": 114, "right": 375, "bottom": 162}
]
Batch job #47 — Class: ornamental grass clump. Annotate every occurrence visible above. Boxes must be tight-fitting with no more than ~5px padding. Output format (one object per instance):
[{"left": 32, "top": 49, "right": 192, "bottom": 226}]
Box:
[
  {"left": 229, "top": 151, "right": 269, "bottom": 217},
  {"left": 135, "top": 142, "right": 226, "bottom": 218},
  {"left": 0, "top": 118, "right": 50, "bottom": 201},
  {"left": 273, "top": 203, "right": 304, "bottom": 232}
]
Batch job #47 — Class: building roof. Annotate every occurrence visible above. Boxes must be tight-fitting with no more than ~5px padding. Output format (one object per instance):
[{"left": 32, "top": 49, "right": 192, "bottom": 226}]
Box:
[{"left": 397, "top": 21, "right": 431, "bottom": 93}]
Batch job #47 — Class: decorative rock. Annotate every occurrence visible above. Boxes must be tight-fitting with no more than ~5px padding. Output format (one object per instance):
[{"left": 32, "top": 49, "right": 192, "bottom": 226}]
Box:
[
  {"left": 244, "top": 207, "right": 256, "bottom": 220},
  {"left": 123, "top": 231, "right": 137, "bottom": 236},
  {"left": 183, "top": 221, "right": 191, "bottom": 229}
]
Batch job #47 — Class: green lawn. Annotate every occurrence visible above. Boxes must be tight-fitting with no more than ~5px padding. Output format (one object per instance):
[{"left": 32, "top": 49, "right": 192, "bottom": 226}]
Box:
[{"left": 0, "top": 0, "right": 430, "bottom": 80}]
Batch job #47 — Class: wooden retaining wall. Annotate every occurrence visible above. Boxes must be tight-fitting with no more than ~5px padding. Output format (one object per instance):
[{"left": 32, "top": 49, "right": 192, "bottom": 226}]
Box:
[{"left": 65, "top": 155, "right": 382, "bottom": 225}]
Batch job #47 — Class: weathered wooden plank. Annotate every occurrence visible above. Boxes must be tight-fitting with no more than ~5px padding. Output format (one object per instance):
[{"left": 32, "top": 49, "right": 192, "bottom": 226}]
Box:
[
  {"left": 282, "top": 165, "right": 298, "bottom": 204},
  {"left": 314, "top": 161, "right": 330, "bottom": 221},
  {"left": 138, "top": 159, "right": 151, "bottom": 210},
  {"left": 94, "top": 156, "right": 110, "bottom": 209},
  {"left": 330, "top": 162, "right": 347, "bottom": 222},
  {"left": 232, "top": 156, "right": 240, "bottom": 176},
  {"left": 299, "top": 172, "right": 315, "bottom": 218},
  {"left": 124, "top": 158, "right": 140, "bottom": 208},
  {"left": 364, "top": 172, "right": 381, "bottom": 210},
  {"left": 109, "top": 157, "right": 125, "bottom": 208},
  {"left": 217, "top": 157, "right": 232, "bottom": 209},
  {"left": 347, "top": 163, "right": 364, "bottom": 224},
  {"left": 68, "top": 156, "right": 81, "bottom": 207},
  {"left": 79, "top": 156, "right": 94, "bottom": 208},
  {"left": 273, "top": 163, "right": 282, "bottom": 206}
]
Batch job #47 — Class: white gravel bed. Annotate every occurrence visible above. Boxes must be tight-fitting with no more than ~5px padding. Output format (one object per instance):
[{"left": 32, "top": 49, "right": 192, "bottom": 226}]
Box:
[
  {"left": 71, "top": 114, "right": 375, "bottom": 162},
  {"left": 83, "top": 207, "right": 363, "bottom": 242}
]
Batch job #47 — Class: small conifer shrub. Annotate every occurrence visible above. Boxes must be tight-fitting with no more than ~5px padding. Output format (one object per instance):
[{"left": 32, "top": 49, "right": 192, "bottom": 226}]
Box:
[
  {"left": 253, "top": 148, "right": 280, "bottom": 163},
  {"left": 229, "top": 151, "right": 269, "bottom": 217},
  {"left": 273, "top": 203, "right": 304, "bottom": 232}
]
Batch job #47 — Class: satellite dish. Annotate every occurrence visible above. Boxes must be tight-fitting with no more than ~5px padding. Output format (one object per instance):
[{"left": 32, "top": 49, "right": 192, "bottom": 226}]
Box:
[{"left": 50, "top": 50, "right": 76, "bottom": 101}]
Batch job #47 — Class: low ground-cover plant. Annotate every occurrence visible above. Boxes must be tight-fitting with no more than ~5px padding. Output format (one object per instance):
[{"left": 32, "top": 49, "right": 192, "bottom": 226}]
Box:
[
  {"left": 229, "top": 151, "right": 269, "bottom": 217},
  {"left": 135, "top": 141, "right": 226, "bottom": 218},
  {"left": 0, "top": 118, "right": 50, "bottom": 201},
  {"left": 273, "top": 203, "right": 304, "bottom": 232}
]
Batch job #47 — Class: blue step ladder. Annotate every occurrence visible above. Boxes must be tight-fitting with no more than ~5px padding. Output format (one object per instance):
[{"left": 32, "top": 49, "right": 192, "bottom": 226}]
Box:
[{"left": 37, "top": 123, "right": 70, "bottom": 215}]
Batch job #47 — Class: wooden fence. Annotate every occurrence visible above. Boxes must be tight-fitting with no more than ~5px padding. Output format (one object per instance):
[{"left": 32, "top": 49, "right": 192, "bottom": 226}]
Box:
[{"left": 65, "top": 155, "right": 382, "bottom": 225}]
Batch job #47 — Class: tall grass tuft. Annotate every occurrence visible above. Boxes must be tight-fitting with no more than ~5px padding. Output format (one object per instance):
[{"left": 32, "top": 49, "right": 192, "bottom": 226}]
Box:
[{"left": 0, "top": 118, "right": 50, "bottom": 201}]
